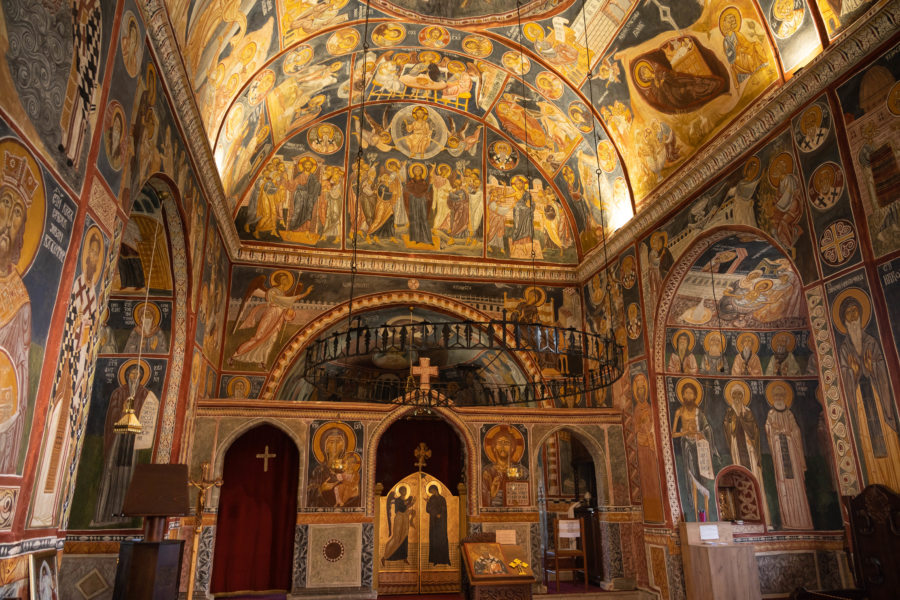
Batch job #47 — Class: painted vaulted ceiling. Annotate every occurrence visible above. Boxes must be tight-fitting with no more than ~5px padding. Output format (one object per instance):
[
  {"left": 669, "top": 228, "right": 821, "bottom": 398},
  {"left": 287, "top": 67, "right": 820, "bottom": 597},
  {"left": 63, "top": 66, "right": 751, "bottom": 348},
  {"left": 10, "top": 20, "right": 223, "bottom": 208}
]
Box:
[{"left": 162, "top": 0, "right": 830, "bottom": 268}]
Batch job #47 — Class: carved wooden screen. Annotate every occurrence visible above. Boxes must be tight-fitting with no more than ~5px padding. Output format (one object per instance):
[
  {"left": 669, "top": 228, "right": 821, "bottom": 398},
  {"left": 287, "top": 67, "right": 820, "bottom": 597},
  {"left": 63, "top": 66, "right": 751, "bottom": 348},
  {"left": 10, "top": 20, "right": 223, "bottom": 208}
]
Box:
[{"left": 378, "top": 472, "right": 460, "bottom": 594}]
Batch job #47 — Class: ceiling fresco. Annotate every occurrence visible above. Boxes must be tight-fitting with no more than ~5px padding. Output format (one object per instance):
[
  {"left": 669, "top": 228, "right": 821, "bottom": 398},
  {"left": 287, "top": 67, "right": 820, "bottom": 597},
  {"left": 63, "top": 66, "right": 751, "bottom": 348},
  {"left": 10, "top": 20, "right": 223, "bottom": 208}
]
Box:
[{"left": 163, "top": 0, "right": 832, "bottom": 267}]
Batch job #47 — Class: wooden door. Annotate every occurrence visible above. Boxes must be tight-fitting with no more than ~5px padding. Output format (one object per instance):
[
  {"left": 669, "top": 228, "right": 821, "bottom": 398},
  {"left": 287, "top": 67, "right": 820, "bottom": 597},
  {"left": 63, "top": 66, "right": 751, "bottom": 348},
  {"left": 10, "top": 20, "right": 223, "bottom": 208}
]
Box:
[{"left": 378, "top": 472, "right": 460, "bottom": 594}]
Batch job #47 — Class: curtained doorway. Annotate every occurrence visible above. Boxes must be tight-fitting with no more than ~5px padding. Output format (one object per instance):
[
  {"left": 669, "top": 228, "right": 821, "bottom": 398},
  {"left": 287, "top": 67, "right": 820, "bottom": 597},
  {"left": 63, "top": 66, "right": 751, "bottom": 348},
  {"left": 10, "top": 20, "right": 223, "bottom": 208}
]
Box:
[{"left": 211, "top": 424, "right": 299, "bottom": 595}]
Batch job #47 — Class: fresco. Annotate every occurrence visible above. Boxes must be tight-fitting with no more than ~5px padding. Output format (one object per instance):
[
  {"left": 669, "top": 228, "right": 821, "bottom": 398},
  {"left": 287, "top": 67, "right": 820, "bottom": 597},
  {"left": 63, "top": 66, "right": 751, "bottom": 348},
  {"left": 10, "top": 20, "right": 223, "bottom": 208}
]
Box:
[
  {"left": 481, "top": 423, "right": 530, "bottom": 508},
  {"left": 30, "top": 216, "right": 116, "bottom": 528},
  {"left": 661, "top": 233, "right": 839, "bottom": 530},
  {"left": 591, "top": 0, "right": 778, "bottom": 203},
  {"left": 638, "top": 127, "right": 817, "bottom": 343},
  {"left": 826, "top": 269, "right": 900, "bottom": 493},
  {"left": 219, "top": 374, "right": 265, "bottom": 400},
  {"left": 878, "top": 258, "right": 900, "bottom": 354},
  {"left": 0, "top": 0, "right": 116, "bottom": 190},
  {"left": 277, "top": 304, "right": 535, "bottom": 404},
  {"left": 0, "top": 132, "right": 77, "bottom": 476},
  {"left": 836, "top": 42, "right": 900, "bottom": 258},
  {"left": 306, "top": 419, "right": 365, "bottom": 509},
  {"left": 224, "top": 266, "right": 581, "bottom": 385},
  {"left": 99, "top": 299, "right": 173, "bottom": 355},
  {"left": 791, "top": 95, "right": 862, "bottom": 276},
  {"left": 195, "top": 216, "right": 227, "bottom": 364},
  {"left": 631, "top": 362, "right": 665, "bottom": 522},
  {"left": 813, "top": 0, "right": 883, "bottom": 39},
  {"left": 757, "top": 0, "right": 821, "bottom": 73},
  {"left": 67, "top": 183, "right": 182, "bottom": 531},
  {"left": 68, "top": 356, "right": 167, "bottom": 529}
]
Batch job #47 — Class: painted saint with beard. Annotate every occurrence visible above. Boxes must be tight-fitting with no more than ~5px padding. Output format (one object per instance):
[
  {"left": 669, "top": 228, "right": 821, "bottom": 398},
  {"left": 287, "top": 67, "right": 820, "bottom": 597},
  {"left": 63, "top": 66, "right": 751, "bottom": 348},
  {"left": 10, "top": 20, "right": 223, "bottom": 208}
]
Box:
[
  {"left": 834, "top": 289, "right": 900, "bottom": 491},
  {"left": 0, "top": 148, "right": 41, "bottom": 473}
]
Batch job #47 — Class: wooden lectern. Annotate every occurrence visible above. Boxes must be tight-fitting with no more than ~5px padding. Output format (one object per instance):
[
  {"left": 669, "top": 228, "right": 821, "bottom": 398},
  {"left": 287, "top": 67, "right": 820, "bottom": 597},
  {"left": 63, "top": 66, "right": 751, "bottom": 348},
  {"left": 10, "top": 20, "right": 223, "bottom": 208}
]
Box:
[
  {"left": 679, "top": 521, "right": 761, "bottom": 600},
  {"left": 113, "top": 464, "right": 189, "bottom": 600}
]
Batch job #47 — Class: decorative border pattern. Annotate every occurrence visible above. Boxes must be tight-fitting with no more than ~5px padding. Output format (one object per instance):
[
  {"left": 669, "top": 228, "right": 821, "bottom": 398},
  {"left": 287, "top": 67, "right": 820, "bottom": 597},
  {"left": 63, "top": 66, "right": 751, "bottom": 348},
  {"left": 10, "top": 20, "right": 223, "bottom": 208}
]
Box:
[
  {"left": 804, "top": 286, "right": 860, "bottom": 496},
  {"left": 156, "top": 191, "right": 188, "bottom": 462}
]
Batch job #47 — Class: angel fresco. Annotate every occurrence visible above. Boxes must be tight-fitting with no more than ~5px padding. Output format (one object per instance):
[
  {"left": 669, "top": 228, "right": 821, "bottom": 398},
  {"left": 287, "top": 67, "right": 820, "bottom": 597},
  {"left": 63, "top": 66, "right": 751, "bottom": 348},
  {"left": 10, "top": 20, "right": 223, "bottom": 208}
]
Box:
[
  {"left": 228, "top": 271, "right": 314, "bottom": 368},
  {"left": 353, "top": 110, "right": 394, "bottom": 152},
  {"left": 382, "top": 485, "right": 416, "bottom": 565}
]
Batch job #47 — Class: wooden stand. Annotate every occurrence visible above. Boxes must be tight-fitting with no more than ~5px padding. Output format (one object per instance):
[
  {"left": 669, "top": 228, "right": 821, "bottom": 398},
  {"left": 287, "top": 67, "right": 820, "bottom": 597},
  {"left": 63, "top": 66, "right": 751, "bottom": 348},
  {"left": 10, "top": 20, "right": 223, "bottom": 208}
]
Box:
[
  {"left": 679, "top": 522, "right": 760, "bottom": 600},
  {"left": 461, "top": 541, "right": 533, "bottom": 600},
  {"left": 113, "top": 540, "right": 184, "bottom": 600}
]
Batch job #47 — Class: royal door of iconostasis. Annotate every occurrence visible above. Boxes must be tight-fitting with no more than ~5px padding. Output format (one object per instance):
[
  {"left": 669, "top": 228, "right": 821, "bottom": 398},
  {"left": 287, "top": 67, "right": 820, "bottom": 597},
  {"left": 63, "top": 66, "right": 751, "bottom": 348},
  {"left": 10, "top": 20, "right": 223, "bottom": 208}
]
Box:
[{"left": 376, "top": 417, "right": 464, "bottom": 594}]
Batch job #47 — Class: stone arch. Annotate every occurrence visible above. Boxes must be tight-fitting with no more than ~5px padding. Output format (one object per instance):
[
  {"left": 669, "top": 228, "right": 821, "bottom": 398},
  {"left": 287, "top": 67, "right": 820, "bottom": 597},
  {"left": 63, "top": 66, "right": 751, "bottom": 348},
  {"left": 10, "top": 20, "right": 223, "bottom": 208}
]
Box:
[
  {"left": 137, "top": 174, "right": 189, "bottom": 463},
  {"left": 530, "top": 424, "right": 615, "bottom": 507},
  {"left": 364, "top": 403, "right": 479, "bottom": 517},
  {"left": 207, "top": 417, "right": 304, "bottom": 510},
  {"left": 650, "top": 226, "right": 839, "bottom": 528},
  {"left": 264, "top": 290, "right": 545, "bottom": 401}
]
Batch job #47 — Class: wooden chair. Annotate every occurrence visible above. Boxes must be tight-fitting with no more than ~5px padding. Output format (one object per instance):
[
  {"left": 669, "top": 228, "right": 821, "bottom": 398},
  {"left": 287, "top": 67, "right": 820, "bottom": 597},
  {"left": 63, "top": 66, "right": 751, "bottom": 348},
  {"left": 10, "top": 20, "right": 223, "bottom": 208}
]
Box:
[
  {"left": 791, "top": 484, "right": 900, "bottom": 600},
  {"left": 543, "top": 517, "right": 588, "bottom": 592}
]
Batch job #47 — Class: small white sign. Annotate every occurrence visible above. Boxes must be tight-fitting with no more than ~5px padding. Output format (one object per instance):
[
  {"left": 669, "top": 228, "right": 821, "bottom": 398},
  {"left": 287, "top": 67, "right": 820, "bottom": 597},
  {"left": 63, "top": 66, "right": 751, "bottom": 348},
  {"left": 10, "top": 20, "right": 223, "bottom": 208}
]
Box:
[
  {"left": 559, "top": 519, "right": 581, "bottom": 538},
  {"left": 699, "top": 524, "right": 719, "bottom": 541},
  {"left": 495, "top": 529, "right": 517, "bottom": 545}
]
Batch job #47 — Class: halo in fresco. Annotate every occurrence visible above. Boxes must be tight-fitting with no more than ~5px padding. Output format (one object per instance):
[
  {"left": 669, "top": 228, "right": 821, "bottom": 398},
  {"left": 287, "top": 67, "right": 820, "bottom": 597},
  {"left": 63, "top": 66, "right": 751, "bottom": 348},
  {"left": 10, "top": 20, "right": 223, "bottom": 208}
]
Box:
[
  {"left": 769, "top": 0, "right": 805, "bottom": 39},
  {"left": 794, "top": 103, "right": 831, "bottom": 153},
  {"left": 807, "top": 162, "right": 844, "bottom": 211},
  {"left": 366, "top": 0, "right": 574, "bottom": 26},
  {"left": 418, "top": 25, "right": 450, "bottom": 48},
  {"left": 535, "top": 71, "right": 564, "bottom": 99},
  {"left": 308, "top": 122, "right": 344, "bottom": 155},
  {"left": 389, "top": 105, "right": 449, "bottom": 160},
  {"left": 0, "top": 139, "right": 45, "bottom": 275},
  {"left": 487, "top": 140, "right": 518, "bottom": 171},
  {"left": 568, "top": 101, "right": 593, "bottom": 133},
  {"left": 247, "top": 70, "right": 275, "bottom": 105},
  {"left": 501, "top": 52, "right": 530, "bottom": 75},
  {"left": 888, "top": 81, "right": 900, "bottom": 115},
  {"left": 283, "top": 46, "right": 314, "bottom": 75},
  {"left": 461, "top": 35, "right": 493, "bottom": 58},
  {"left": 103, "top": 101, "right": 127, "bottom": 171},
  {"left": 597, "top": 141, "right": 617, "bottom": 173},
  {"left": 327, "top": 28, "right": 359, "bottom": 55},
  {"left": 372, "top": 23, "right": 406, "bottom": 47}
]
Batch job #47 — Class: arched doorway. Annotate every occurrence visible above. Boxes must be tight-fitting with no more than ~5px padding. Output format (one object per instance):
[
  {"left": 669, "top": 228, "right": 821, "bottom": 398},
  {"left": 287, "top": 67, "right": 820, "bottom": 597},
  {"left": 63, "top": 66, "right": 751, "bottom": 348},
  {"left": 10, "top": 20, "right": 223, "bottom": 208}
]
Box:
[
  {"left": 211, "top": 424, "right": 299, "bottom": 594},
  {"left": 537, "top": 428, "right": 603, "bottom": 586},
  {"left": 375, "top": 415, "right": 466, "bottom": 594}
]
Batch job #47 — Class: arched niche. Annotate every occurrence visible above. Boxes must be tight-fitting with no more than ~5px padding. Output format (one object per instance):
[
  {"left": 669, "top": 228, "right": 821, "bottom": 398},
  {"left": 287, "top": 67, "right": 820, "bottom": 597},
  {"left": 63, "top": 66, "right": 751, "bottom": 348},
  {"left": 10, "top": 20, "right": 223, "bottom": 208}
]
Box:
[
  {"left": 715, "top": 465, "right": 766, "bottom": 532},
  {"left": 652, "top": 228, "right": 841, "bottom": 531},
  {"left": 66, "top": 175, "right": 188, "bottom": 530}
]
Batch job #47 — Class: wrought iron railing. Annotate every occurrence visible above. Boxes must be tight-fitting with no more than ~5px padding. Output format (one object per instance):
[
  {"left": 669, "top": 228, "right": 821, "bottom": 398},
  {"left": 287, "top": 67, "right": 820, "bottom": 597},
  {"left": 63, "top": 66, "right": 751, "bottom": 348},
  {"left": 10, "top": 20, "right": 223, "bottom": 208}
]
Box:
[{"left": 299, "top": 310, "right": 624, "bottom": 407}]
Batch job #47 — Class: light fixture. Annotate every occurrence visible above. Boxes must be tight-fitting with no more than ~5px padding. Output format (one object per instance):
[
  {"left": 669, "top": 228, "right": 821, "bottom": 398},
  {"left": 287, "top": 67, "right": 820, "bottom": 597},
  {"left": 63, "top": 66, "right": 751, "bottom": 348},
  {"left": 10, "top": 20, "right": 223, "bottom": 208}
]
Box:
[{"left": 114, "top": 216, "right": 161, "bottom": 435}]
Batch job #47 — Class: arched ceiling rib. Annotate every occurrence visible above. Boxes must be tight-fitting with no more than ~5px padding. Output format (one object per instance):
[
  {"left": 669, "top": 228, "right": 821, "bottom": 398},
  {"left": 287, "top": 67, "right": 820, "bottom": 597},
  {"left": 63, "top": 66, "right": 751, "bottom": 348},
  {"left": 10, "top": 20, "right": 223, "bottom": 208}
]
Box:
[{"left": 162, "top": 0, "right": 829, "bottom": 269}]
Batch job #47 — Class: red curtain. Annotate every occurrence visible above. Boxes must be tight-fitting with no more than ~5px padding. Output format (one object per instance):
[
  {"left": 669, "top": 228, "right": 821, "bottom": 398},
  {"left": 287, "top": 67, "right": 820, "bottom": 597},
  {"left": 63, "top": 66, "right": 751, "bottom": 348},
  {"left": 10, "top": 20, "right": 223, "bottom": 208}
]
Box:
[{"left": 211, "top": 424, "right": 299, "bottom": 594}]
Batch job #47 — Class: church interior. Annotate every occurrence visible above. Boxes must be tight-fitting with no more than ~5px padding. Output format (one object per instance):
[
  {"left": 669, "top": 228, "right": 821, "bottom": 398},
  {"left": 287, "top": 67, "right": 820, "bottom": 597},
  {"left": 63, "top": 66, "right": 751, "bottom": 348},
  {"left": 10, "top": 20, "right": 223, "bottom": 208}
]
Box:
[{"left": 0, "top": 0, "right": 899, "bottom": 598}]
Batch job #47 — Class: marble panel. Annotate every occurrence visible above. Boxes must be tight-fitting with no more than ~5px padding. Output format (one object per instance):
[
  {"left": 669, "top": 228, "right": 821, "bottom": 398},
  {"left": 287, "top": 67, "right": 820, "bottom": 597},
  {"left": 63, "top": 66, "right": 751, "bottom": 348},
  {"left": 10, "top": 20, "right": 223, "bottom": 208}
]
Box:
[
  {"left": 58, "top": 555, "right": 117, "bottom": 600},
  {"left": 306, "top": 523, "right": 362, "bottom": 588},
  {"left": 757, "top": 552, "right": 817, "bottom": 595}
]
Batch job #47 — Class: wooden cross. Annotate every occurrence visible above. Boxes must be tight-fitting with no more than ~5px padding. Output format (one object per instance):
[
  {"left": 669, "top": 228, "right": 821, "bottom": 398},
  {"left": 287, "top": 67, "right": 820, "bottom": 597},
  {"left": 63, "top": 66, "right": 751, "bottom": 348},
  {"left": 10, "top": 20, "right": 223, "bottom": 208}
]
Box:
[
  {"left": 256, "top": 445, "right": 276, "bottom": 472},
  {"left": 414, "top": 442, "right": 431, "bottom": 472},
  {"left": 411, "top": 357, "right": 439, "bottom": 391}
]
